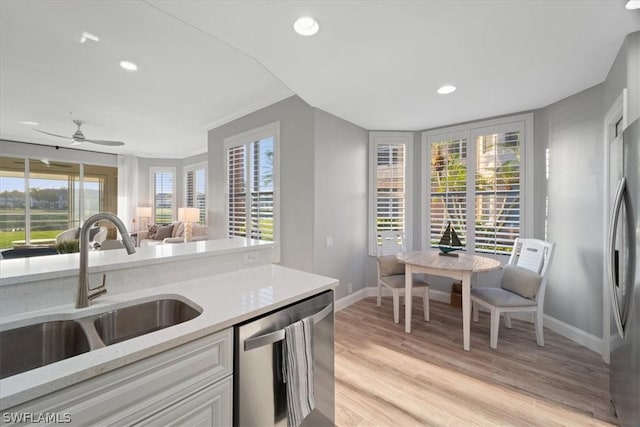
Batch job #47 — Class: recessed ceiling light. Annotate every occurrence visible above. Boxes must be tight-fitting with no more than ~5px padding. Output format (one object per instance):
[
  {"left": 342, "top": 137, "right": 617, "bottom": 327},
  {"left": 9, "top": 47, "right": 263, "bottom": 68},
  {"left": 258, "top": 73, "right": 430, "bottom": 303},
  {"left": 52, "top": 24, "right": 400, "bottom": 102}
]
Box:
[
  {"left": 626, "top": 0, "right": 640, "bottom": 9},
  {"left": 120, "top": 60, "right": 138, "bottom": 71},
  {"left": 19, "top": 121, "right": 39, "bottom": 126},
  {"left": 437, "top": 85, "right": 457, "bottom": 95},
  {"left": 80, "top": 31, "right": 99, "bottom": 44},
  {"left": 294, "top": 17, "right": 319, "bottom": 36}
]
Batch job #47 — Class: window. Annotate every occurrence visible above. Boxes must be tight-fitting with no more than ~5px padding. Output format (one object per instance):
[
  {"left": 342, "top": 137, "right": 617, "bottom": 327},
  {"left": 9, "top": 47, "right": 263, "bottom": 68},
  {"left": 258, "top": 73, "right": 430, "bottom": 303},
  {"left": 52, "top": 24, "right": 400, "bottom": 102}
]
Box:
[
  {"left": 422, "top": 114, "right": 533, "bottom": 255},
  {"left": 150, "top": 167, "right": 175, "bottom": 224},
  {"left": 224, "top": 122, "right": 280, "bottom": 260},
  {"left": 0, "top": 156, "right": 117, "bottom": 249},
  {"left": 368, "top": 132, "right": 413, "bottom": 255},
  {"left": 185, "top": 163, "right": 207, "bottom": 225}
]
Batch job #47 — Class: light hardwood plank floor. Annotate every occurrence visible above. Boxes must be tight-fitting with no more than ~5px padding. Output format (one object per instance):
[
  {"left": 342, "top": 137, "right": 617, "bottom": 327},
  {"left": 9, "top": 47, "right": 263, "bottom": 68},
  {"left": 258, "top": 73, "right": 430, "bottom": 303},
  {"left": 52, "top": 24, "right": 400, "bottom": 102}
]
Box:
[{"left": 335, "top": 297, "right": 616, "bottom": 427}]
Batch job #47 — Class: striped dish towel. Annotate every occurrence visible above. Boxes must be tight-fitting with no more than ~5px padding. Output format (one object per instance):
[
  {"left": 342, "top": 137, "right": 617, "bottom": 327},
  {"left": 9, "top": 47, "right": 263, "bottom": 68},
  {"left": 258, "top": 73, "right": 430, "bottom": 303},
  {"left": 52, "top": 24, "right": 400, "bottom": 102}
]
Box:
[{"left": 283, "top": 316, "right": 315, "bottom": 427}]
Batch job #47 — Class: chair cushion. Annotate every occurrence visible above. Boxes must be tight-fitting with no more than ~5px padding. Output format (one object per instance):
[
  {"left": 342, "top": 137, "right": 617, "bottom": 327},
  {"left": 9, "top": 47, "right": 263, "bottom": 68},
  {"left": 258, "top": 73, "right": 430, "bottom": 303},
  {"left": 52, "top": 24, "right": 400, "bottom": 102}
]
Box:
[
  {"left": 377, "top": 255, "right": 405, "bottom": 276},
  {"left": 471, "top": 287, "right": 537, "bottom": 307},
  {"left": 380, "top": 274, "right": 429, "bottom": 289},
  {"left": 500, "top": 264, "right": 543, "bottom": 299}
]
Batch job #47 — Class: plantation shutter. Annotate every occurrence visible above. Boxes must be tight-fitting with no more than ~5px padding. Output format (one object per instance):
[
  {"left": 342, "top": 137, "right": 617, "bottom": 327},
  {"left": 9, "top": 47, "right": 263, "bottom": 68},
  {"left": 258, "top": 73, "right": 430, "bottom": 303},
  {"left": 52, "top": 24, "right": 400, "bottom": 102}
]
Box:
[
  {"left": 185, "top": 167, "right": 206, "bottom": 224},
  {"left": 429, "top": 138, "right": 468, "bottom": 247},
  {"left": 227, "top": 145, "right": 246, "bottom": 237},
  {"left": 153, "top": 171, "right": 173, "bottom": 224},
  {"left": 249, "top": 138, "right": 274, "bottom": 241},
  {"left": 375, "top": 143, "right": 406, "bottom": 236},
  {"left": 474, "top": 131, "right": 521, "bottom": 254}
]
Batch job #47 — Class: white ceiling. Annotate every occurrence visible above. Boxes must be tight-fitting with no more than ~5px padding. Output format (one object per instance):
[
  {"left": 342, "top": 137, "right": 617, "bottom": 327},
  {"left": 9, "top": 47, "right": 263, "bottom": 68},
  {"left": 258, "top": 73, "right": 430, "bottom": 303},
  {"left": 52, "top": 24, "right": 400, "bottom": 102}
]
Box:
[{"left": 1, "top": 1, "right": 639, "bottom": 158}]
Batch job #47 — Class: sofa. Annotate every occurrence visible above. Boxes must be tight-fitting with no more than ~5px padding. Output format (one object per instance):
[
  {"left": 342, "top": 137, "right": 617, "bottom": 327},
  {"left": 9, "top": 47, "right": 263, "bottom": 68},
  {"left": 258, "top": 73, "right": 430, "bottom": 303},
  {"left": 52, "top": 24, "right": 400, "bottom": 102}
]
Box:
[
  {"left": 55, "top": 226, "right": 107, "bottom": 245},
  {"left": 137, "top": 221, "right": 208, "bottom": 247}
]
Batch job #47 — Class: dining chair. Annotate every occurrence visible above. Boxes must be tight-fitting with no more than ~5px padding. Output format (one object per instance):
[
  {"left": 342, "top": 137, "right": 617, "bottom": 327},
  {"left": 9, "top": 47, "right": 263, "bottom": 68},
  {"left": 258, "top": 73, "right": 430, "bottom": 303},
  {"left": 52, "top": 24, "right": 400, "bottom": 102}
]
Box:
[
  {"left": 376, "top": 231, "right": 430, "bottom": 323},
  {"left": 471, "top": 238, "right": 555, "bottom": 349}
]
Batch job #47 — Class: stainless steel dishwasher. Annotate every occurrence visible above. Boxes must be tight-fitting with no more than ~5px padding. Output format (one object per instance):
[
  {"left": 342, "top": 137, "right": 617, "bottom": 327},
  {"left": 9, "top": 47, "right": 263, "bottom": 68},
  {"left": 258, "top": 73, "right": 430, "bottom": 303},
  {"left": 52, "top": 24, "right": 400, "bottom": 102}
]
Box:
[{"left": 234, "top": 290, "right": 334, "bottom": 427}]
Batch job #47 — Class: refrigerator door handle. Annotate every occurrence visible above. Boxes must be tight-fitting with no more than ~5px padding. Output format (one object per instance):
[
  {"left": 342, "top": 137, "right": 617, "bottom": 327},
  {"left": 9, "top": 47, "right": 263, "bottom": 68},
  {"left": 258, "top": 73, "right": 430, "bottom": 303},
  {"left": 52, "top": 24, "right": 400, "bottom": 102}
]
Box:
[{"left": 608, "top": 177, "right": 628, "bottom": 338}]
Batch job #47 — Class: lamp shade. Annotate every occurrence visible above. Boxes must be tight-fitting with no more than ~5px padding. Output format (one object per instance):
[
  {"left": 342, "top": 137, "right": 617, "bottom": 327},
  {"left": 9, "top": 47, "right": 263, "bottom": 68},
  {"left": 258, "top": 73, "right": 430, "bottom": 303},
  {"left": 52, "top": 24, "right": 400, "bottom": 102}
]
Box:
[
  {"left": 178, "top": 207, "right": 200, "bottom": 223},
  {"left": 136, "top": 206, "right": 152, "bottom": 218}
]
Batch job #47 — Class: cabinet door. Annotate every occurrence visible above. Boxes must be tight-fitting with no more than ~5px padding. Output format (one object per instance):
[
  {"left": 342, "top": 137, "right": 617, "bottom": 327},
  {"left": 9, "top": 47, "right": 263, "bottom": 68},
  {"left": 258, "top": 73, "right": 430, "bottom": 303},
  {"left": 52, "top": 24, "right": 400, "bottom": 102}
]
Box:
[{"left": 137, "top": 376, "right": 232, "bottom": 427}]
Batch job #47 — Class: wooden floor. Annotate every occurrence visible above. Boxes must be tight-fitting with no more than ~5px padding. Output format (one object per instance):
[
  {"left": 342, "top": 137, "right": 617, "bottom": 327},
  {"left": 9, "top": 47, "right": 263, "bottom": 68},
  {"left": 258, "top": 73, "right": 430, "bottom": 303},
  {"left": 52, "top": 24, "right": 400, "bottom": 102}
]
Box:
[{"left": 334, "top": 297, "right": 616, "bottom": 427}]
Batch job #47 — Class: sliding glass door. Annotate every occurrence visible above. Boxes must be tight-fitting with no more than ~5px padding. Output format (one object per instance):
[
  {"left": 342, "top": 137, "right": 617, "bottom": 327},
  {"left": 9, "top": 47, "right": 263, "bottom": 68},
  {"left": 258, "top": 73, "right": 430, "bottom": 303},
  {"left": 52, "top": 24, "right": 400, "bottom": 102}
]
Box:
[{"left": 0, "top": 156, "right": 117, "bottom": 250}]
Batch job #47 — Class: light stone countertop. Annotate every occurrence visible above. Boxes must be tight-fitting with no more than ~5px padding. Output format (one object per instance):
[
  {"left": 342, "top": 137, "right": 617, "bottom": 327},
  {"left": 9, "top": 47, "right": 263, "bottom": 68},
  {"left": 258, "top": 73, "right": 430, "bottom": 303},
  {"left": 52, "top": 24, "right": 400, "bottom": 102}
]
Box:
[
  {"left": 0, "top": 237, "right": 272, "bottom": 286},
  {"left": 0, "top": 264, "right": 338, "bottom": 410}
]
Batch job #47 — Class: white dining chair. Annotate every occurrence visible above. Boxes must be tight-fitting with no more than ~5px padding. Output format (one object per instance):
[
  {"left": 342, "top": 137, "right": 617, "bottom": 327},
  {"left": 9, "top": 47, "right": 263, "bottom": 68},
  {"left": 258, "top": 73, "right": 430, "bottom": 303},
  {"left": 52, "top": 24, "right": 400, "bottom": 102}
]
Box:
[
  {"left": 471, "top": 238, "right": 555, "bottom": 349},
  {"left": 376, "top": 231, "right": 430, "bottom": 324}
]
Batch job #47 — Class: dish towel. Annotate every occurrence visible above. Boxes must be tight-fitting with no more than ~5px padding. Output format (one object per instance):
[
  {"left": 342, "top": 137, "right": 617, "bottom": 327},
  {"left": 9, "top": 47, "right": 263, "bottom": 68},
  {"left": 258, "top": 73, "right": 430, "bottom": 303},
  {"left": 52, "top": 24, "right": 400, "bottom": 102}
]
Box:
[{"left": 283, "top": 316, "right": 315, "bottom": 427}]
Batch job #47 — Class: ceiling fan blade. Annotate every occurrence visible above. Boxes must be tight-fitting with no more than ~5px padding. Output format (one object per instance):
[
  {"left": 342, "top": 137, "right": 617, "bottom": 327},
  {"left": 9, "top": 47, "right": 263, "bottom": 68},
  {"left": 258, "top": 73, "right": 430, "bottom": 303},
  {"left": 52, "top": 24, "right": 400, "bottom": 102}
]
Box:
[
  {"left": 84, "top": 138, "right": 125, "bottom": 146},
  {"left": 34, "top": 129, "right": 71, "bottom": 140}
]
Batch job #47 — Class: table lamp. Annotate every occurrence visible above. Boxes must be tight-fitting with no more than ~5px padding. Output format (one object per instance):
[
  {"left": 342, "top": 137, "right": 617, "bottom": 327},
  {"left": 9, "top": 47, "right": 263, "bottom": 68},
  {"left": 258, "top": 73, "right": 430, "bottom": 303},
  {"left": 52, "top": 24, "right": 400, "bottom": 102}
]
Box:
[
  {"left": 178, "top": 207, "right": 200, "bottom": 242},
  {"left": 135, "top": 206, "right": 152, "bottom": 232}
]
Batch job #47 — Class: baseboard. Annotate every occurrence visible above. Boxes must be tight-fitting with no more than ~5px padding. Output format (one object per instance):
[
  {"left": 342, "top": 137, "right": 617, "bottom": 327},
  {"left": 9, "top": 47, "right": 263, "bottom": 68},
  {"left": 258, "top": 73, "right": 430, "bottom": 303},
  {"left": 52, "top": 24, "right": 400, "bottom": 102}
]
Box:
[
  {"left": 542, "top": 315, "right": 602, "bottom": 354},
  {"left": 335, "top": 288, "right": 367, "bottom": 312},
  {"left": 335, "top": 287, "right": 450, "bottom": 312},
  {"left": 335, "top": 286, "right": 604, "bottom": 354}
]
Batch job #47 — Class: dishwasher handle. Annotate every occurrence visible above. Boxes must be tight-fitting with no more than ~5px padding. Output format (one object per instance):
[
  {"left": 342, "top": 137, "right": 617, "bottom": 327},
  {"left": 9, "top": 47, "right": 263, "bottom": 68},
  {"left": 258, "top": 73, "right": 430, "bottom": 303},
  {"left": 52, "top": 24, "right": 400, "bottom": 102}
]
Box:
[{"left": 244, "top": 303, "right": 333, "bottom": 352}]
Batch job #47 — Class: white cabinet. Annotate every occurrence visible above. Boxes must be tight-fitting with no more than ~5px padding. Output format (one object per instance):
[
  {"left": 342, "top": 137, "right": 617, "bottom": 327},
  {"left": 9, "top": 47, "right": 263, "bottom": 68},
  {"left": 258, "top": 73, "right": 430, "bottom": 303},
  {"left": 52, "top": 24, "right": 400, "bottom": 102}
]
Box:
[
  {"left": 138, "top": 376, "right": 232, "bottom": 427},
  {"left": 3, "top": 329, "right": 233, "bottom": 427}
]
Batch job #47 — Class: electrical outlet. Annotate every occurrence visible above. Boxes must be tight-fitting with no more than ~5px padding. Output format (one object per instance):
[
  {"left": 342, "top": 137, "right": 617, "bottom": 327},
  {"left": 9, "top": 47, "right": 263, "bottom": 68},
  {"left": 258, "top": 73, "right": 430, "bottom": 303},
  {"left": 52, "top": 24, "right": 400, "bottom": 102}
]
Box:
[
  {"left": 347, "top": 283, "right": 353, "bottom": 294},
  {"left": 244, "top": 251, "right": 259, "bottom": 264},
  {"left": 325, "top": 236, "right": 334, "bottom": 247}
]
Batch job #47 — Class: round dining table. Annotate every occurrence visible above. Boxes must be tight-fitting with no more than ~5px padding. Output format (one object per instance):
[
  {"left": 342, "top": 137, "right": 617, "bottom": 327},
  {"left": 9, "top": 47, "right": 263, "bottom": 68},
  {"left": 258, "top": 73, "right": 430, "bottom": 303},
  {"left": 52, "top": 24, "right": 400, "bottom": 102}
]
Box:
[{"left": 396, "top": 250, "right": 501, "bottom": 351}]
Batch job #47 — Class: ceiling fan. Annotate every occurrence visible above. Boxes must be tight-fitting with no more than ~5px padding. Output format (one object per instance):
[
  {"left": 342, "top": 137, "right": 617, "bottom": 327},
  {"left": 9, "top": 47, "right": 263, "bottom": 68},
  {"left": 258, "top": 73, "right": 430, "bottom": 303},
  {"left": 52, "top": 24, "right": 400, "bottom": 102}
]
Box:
[{"left": 34, "top": 120, "right": 125, "bottom": 146}]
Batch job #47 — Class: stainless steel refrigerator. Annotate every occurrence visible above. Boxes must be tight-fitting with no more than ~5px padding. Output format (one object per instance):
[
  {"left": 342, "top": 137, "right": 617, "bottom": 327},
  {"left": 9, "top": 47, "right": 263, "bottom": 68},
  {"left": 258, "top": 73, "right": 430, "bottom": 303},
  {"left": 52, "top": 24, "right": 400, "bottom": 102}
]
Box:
[{"left": 609, "top": 117, "right": 640, "bottom": 426}]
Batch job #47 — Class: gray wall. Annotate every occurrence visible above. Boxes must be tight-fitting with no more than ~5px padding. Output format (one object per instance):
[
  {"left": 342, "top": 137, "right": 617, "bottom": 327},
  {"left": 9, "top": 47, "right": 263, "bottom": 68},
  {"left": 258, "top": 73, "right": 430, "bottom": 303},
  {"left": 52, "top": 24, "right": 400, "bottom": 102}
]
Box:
[
  {"left": 207, "top": 96, "right": 315, "bottom": 272},
  {"left": 534, "top": 83, "right": 605, "bottom": 337},
  {"left": 207, "top": 96, "right": 369, "bottom": 296},
  {"left": 312, "top": 109, "right": 368, "bottom": 299},
  {"left": 534, "top": 31, "right": 640, "bottom": 338}
]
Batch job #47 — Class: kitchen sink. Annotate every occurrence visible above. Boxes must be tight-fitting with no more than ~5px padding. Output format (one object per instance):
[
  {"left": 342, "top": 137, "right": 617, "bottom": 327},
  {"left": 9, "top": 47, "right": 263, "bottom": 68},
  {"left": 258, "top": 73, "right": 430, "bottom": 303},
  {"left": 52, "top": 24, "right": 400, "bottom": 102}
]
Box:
[
  {"left": 0, "top": 320, "right": 90, "bottom": 380},
  {"left": 0, "top": 298, "right": 202, "bottom": 379},
  {"left": 94, "top": 299, "right": 201, "bottom": 346}
]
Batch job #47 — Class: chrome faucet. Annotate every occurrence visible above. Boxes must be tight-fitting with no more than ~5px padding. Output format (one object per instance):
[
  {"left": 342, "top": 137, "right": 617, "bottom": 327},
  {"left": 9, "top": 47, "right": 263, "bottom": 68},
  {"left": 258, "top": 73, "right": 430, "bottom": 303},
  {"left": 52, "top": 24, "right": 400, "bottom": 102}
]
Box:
[{"left": 77, "top": 213, "right": 136, "bottom": 308}]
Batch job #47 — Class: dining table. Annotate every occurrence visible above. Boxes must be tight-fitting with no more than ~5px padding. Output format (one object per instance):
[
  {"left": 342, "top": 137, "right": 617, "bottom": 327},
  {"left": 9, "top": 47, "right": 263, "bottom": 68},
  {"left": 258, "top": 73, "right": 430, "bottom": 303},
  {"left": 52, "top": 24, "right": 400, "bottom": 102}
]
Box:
[{"left": 396, "top": 250, "right": 502, "bottom": 351}]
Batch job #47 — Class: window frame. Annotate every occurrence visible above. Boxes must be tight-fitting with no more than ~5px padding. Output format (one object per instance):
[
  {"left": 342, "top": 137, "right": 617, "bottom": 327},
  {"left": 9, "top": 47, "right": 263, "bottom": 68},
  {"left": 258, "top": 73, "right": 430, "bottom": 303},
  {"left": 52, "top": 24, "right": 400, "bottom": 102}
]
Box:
[
  {"left": 223, "top": 121, "right": 280, "bottom": 262},
  {"left": 149, "top": 166, "right": 176, "bottom": 224},
  {"left": 368, "top": 131, "right": 414, "bottom": 256},
  {"left": 184, "top": 161, "right": 207, "bottom": 225},
  {"left": 421, "top": 113, "right": 534, "bottom": 253}
]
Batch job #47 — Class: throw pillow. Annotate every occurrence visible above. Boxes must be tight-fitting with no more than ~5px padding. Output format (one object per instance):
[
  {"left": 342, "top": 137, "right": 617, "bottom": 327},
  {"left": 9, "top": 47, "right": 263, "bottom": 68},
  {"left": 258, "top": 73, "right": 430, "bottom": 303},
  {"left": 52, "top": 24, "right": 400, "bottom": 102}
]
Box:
[
  {"left": 154, "top": 224, "right": 174, "bottom": 240},
  {"left": 192, "top": 225, "right": 207, "bottom": 236},
  {"left": 377, "top": 255, "right": 406, "bottom": 276},
  {"left": 146, "top": 225, "right": 158, "bottom": 240},
  {"left": 173, "top": 221, "right": 185, "bottom": 238},
  {"left": 500, "top": 264, "right": 543, "bottom": 299}
]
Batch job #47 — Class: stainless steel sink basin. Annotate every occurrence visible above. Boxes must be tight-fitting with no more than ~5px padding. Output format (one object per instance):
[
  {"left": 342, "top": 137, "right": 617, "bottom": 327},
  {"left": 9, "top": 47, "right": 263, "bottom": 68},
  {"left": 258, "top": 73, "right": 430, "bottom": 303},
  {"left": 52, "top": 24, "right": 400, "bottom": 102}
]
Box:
[
  {"left": 0, "top": 320, "right": 90, "bottom": 379},
  {"left": 0, "top": 298, "right": 201, "bottom": 379},
  {"left": 93, "top": 299, "right": 201, "bottom": 346}
]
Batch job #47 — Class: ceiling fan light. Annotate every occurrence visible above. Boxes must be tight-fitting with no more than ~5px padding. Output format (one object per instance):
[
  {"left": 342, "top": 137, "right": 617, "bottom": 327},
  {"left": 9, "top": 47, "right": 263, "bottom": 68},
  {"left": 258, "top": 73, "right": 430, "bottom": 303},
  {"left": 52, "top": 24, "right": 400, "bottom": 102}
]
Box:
[
  {"left": 294, "top": 17, "right": 319, "bottom": 36},
  {"left": 120, "top": 60, "right": 138, "bottom": 71},
  {"left": 626, "top": 0, "right": 640, "bottom": 9},
  {"left": 437, "top": 85, "right": 457, "bottom": 95},
  {"left": 70, "top": 140, "right": 82, "bottom": 146}
]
